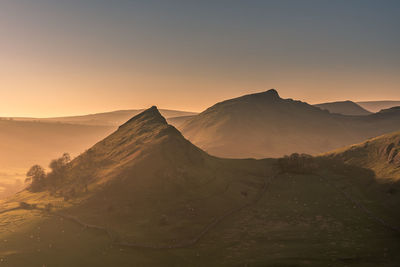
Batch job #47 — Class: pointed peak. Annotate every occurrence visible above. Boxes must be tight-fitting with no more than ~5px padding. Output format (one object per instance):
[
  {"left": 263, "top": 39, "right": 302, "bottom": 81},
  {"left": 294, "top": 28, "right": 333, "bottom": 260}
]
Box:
[
  {"left": 264, "top": 88, "right": 279, "bottom": 98},
  {"left": 142, "top": 105, "right": 162, "bottom": 117},
  {"left": 119, "top": 106, "right": 167, "bottom": 129},
  {"left": 240, "top": 89, "right": 281, "bottom": 101}
]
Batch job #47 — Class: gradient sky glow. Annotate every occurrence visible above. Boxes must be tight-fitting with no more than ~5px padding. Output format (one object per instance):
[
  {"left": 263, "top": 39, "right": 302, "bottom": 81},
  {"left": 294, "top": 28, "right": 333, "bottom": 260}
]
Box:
[{"left": 1, "top": 0, "right": 399, "bottom": 117}]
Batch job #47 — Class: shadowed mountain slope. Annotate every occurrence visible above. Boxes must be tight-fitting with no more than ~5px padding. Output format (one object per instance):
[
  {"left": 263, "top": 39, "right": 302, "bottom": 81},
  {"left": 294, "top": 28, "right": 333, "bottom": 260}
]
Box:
[
  {"left": 325, "top": 131, "right": 400, "bottom": 181},
  {"left": 180, "top": 89, "right": 400, "bottom": 158},
  {"left": 314, "top": 100, "right": 372, "bottom": 115}
]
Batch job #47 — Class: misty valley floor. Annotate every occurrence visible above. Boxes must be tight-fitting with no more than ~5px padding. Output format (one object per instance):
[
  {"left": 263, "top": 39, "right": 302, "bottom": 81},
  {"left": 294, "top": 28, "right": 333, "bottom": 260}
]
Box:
[{"left": 0, "top": 170, "right": 398, "bottom": 267}]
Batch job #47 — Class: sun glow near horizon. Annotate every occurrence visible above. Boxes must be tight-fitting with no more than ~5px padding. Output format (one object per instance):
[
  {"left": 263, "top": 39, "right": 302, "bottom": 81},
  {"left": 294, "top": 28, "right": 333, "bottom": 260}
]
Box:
[{"left": 1, "top": 0, "right": 399, "bottom": 118}]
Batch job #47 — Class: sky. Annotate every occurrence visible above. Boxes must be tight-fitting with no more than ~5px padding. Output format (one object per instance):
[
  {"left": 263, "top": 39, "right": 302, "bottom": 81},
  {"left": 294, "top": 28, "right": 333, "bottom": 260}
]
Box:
[{"left": 0, "top": 0, "right": 399, "bottom": 117}]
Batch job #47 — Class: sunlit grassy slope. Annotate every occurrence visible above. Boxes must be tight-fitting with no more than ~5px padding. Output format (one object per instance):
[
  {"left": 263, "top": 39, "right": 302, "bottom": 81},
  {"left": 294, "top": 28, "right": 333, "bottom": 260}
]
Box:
[
  {"left": 325, "top": 131, "right": 400, "bottom": 181},
  {"left": 0, "top": 108, "right": 399, "bottom": 266}
]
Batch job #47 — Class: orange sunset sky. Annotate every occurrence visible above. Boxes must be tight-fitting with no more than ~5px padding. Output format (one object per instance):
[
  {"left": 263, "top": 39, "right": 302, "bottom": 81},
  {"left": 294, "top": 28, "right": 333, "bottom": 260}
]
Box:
[{"left": 1, "top": 0, "right": 399, "bottom": 117}]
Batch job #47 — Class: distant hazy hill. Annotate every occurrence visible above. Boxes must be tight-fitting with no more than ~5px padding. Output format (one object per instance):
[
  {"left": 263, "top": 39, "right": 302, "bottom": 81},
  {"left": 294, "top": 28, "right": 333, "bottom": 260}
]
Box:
[
  {"left": 166, "top": 115, "right": 196, "bottom": 128},
  {"left": 9, "top": 109, "right": 198, "bottom": 126},
  {"left": 314, "top": 100, "right": 371, "bottom": 115},
  {"left": 1, "top": 108, "right": 399, "bottom": 266},
  {"left": 325, "top": 131, "right": 400, "bottom": 180},
  {"left": 180, "top": 89, "right": 400, "bottom": 158},
  {"left": 0, "top": 120, "right": 114, "bottom": 170},
  {"left": 357, "top": 100, "right": 400, "bottom": 113}
]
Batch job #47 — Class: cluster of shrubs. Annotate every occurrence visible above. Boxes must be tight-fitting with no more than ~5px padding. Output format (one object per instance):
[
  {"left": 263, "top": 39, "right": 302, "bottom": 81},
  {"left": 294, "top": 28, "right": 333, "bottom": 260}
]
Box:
[
  {"left": 25, "top": 153, "right": 71, "bottom": 192},
  {"left": 278, "top": 153, "right": 318, "bottom": 174},
  {"left": 25, "top": 151, "right": 99, "bottom": 199}
]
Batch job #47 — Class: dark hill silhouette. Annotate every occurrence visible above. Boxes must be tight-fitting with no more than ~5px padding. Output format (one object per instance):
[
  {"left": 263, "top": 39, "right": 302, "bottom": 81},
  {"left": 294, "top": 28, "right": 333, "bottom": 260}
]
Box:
[
  {"left": 314, "top": 100, "right": 371, "bottom": 115},
  {"left": 180, "top": 89, "right": 400, "bottom": 158}
]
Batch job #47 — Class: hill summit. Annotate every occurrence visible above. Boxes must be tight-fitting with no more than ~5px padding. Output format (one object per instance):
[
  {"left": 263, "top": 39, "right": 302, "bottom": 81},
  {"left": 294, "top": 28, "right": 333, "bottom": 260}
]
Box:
[
  {"left": 180, "top": 89, "right": 400, "bottom": 158},
  {"left": 119, "top": 105, "right": 167, "bottom": 128},
  {"left": 63, "top": 106, "right": 206, "bottom": 189},
  {"left": 241, "top": 89, "right": 280, "bottom": 100}
]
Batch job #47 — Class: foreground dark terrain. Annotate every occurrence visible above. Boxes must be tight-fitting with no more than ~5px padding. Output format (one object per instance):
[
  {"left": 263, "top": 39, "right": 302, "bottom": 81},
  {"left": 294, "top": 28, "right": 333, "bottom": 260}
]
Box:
[{"left": 0, "top": 108, "right": 399, "bottom": 266}]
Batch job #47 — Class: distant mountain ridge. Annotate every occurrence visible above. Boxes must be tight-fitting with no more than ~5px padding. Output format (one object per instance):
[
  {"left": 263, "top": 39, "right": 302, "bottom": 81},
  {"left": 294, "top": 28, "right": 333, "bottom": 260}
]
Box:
[
  {"left": 180, "top": 89, "right": 400, "bottom": 158},
  {"left": 357, "top": 100, "right": 400, "bottom": 113},
  {"left": 5, "top": 109, "right": 198, "bottom": 126},
  {"left": 314, "top": 100, "right": 372, "bottom": 115}
]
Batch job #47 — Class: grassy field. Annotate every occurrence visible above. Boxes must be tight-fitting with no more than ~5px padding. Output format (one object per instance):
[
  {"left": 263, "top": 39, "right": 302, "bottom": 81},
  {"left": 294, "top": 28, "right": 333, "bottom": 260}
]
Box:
[{"left": 0, "top": 166, "right": 398, "bottom": 266}]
